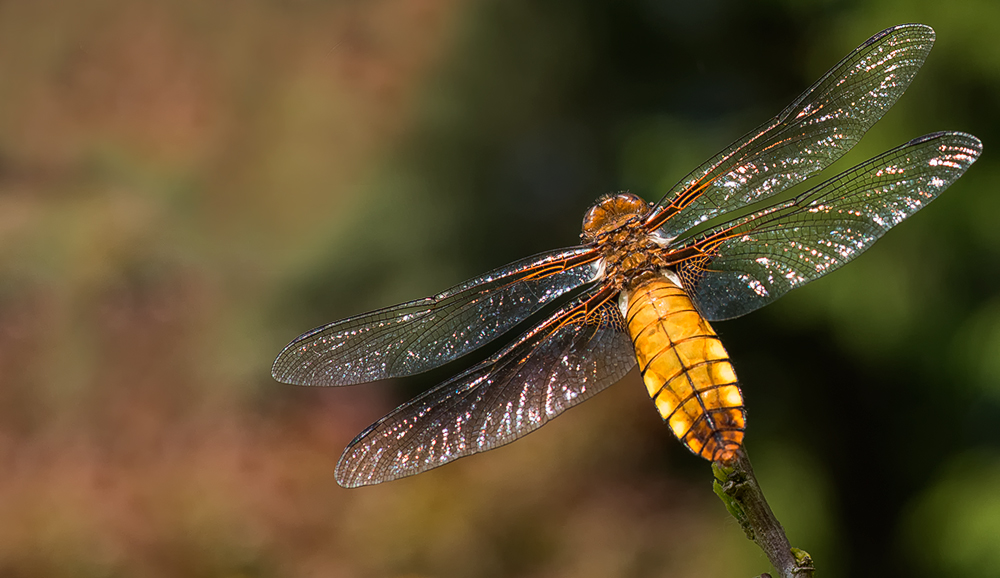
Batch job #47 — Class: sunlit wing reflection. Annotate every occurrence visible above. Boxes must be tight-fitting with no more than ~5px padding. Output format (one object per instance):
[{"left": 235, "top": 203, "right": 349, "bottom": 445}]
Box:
[
  {"left": 673, "top": 132, "right": 981, "bottom": 320},
  {"left": 272, "top": 247, "right": 599, "bottom": 386},
  {"left": 335, "top": 286, "right": 635, "bottom": 488},
  {"left": 648, "top": 24, "right": 936, "bottom": 241}
]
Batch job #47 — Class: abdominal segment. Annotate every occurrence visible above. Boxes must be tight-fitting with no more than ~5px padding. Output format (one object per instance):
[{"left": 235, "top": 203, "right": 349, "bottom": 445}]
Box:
[{"left": 625, "top": 274, "right": 746, "bottom": 463}]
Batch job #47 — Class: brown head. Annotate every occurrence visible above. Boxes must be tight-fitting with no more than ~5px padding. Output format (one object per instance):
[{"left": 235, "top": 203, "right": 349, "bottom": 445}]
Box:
[{"left": 580, "top": 192, "right": 649, "bottom": 242}]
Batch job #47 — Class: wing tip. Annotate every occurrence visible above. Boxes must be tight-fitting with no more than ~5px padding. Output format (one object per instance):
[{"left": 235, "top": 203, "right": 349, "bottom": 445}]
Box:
[
  {"left": 270, "top": 355, "right": 290, "bottom": 383},
  {"left": 904, "top": 132, "right": 984, "bottom": 165},
  {"left": 335, "top": 452, "right": 393, "bottom": 489},
  {"left": 334, "top": 447, "right": 365, "bottom": 488},
  {"left": 334, "top": 472, "right": 365, "bottom": 489},
  {"left": 876, "top": 22, "right": 935, "bottom": 43},
  {"left": 270, "top": 336, "right": 353, "bottom": 386},
  {"left": 270, "top": 348, "right": 308, "bottom": 385}
]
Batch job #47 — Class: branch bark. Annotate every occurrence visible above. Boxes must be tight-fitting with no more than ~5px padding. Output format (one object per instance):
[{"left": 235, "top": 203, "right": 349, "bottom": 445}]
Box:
[{"left": 712, "top": 447, "right": 815, "bottom": 578}]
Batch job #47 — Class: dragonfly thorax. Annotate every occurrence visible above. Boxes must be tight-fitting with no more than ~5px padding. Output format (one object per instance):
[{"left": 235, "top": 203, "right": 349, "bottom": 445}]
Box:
[{"left": 582, "top": 193, "right": 672, "bottom": 289}]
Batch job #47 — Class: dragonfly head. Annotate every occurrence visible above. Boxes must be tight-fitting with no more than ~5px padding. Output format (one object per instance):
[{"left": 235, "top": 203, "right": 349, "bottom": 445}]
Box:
[{"left": 581, "top": 192, "right": 649, "bottom": 242}]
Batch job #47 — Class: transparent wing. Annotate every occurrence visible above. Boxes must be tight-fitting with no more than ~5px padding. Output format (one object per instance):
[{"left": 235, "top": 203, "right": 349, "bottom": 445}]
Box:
[
  {"left": 672, "top": 132, "right": 981, "bottom": 320},
  {"left": 272, "top": 247, "right": 600, "bottom": 386},
  {"left": 648, "top": 24, "right": 936, "bottom": 240},
  {"left": 334, "top": 286, "right": 636, "bottom": 488}
]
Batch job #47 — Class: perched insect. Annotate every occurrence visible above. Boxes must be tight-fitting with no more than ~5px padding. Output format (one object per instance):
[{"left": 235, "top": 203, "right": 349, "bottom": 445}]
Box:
[{"left": 273, "top": 24, "right": 981, "bottom": 488}]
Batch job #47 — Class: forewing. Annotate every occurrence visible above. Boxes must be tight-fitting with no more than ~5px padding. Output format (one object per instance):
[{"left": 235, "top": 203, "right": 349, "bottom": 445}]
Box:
[
  {"left": 335, "top": 286, "right": 635, "bottom": 488},
  {"left": 675, "top": 132, "right": 981, "bottom": 320},
  {"left": 649, "top": 24, "right": 936, "bottom": 240},
  {"left": 272, "top": 247, "right": 599, "bottom": 386}
]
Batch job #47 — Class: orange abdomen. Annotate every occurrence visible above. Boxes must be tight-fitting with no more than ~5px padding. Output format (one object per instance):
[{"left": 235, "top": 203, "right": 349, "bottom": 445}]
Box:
[{"left": 625, "top": 275, "right": 746, "bottom": 462}]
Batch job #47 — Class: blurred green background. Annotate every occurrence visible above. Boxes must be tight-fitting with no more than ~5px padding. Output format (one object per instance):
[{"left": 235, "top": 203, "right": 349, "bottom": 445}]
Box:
[{"left": 0, "top": 0, "right": 997, "bottom": 576}]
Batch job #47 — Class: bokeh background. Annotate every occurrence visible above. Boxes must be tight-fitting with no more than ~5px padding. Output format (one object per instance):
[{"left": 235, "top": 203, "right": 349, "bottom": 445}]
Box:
[{"left": 0, "top": 0, "right": 997, "bottom": 576}]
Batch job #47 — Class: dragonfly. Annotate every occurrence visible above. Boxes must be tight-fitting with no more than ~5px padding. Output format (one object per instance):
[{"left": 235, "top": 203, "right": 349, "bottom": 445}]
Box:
[{"left": 273, "top": 24, "right": 981, "bottom": 488}]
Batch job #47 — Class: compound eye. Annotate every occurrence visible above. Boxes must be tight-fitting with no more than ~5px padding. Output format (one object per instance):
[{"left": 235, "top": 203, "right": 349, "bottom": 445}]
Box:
[{"left": 581, "top": 204, "right": 607, "bottom": 240}]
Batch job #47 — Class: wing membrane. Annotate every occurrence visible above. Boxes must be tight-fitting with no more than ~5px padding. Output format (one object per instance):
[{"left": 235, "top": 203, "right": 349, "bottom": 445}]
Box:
[
  {"left": 334, "top": 286, "right": 636, "bottom": 488},
  {"left": 272, "top": 247, "right": 599, "bottom": 386},
  {"left": 649, "top": 24, "right": 936, "bottom": 240},
  {"left": 675, "top": 132, "right": 981, "bottom": 320}
]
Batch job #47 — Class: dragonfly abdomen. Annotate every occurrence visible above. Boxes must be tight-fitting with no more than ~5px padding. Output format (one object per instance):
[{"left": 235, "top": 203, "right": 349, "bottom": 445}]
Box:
[{"left": 625, "top": 274, "right": 746, "bottom": 463}]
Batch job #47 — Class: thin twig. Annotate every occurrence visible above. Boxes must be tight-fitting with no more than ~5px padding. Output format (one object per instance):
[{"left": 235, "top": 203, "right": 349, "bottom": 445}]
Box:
[{"left": 712, "top": 447, "right": 816, "bottom": 578}]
